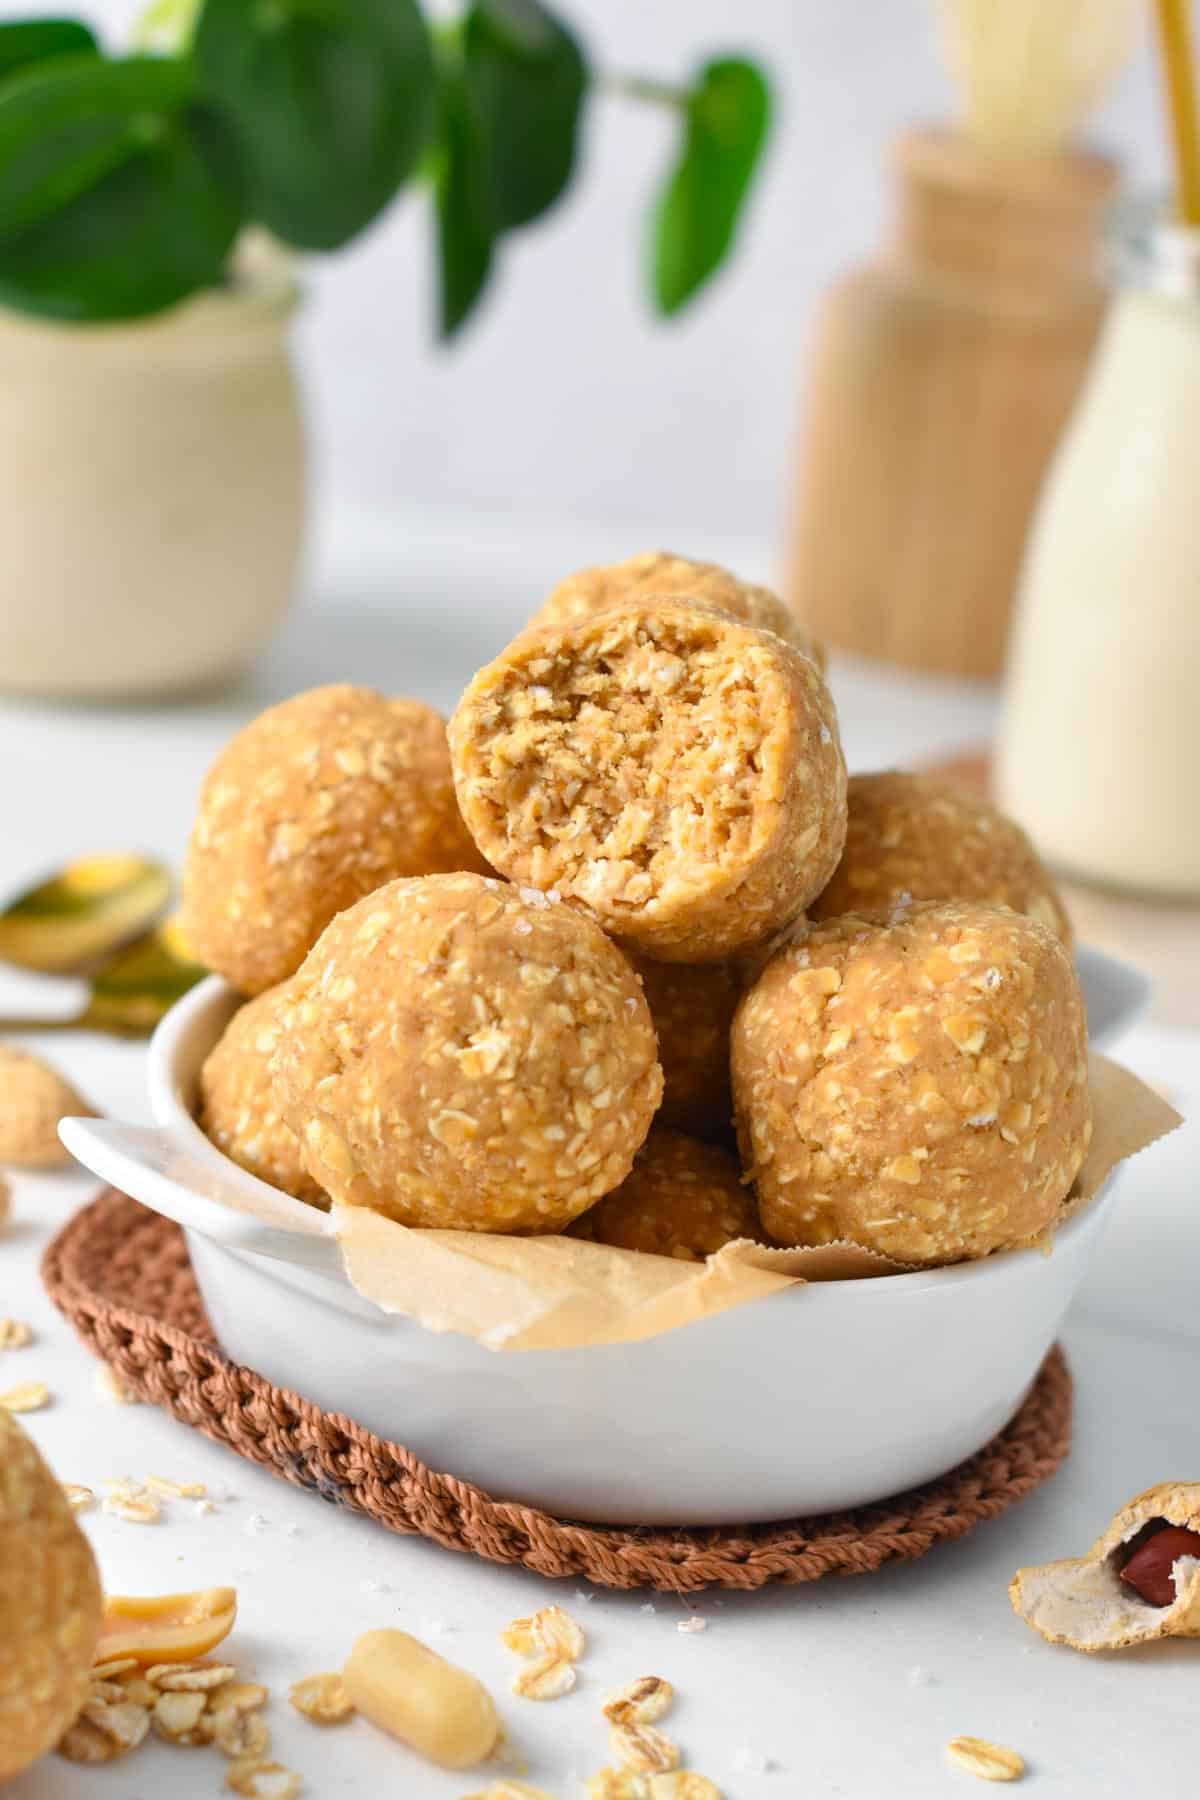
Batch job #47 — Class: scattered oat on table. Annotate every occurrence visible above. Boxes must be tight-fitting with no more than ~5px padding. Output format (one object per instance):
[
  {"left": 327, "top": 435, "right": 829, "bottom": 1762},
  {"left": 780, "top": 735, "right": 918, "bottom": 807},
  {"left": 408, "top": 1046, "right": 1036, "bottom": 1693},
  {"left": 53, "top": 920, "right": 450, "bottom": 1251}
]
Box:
[
  {"left": 288, "top": 1673, "right": 355, "bottom": 1724},
  {"left": 609, "top": 1723, "right": 681, "bottom": 1774},
  {"left": 145, "top": 1474, "right": 207, "bottom": 1499},
  {"left": 101, "top": 1481, "right": 160, "bottom": 1525},
  {"left": 213, "top": 1682, "right": 268, "bottom": 1714},
  {"left": 603, "top": 1678, "right": 674, "bottom": 1727},
  {"left": 212, "top": 1705, "right": 270, "bottom": 1760},
  {"left": 0, "top": 1380, "right": 49, "bottom": 1413},
  {"left": 462, "top": 1783, "right": 559, "bottom": 1800},
  {"left": 502, "top": 1605, "right": 585, "bottom": 1663},
  {"left": 652, "top": 1777, "right": 721, "bottom": 1798},
  {"left": 60, "top": 1652, "right": 278, "bottom": 1772},
  {"left": 152, "top": 1690, "right": 209, "bottom": 1742},
  {"left": 0, "top": 1317, "right": 32, "bottom": 1349},
  {"left": 90, "top": 1658, "right": 136, "bottom": 1682},
  {"left": 510, "top": 1655, "right": 577, "bottom": 1702},
  {"left": 95, "top": 1364, "right": 141, "bottom": 1404},
  {"left": 225, "top": 1757, "right": 302, "bottom": 1798},
  {"left": 675, "top": 1618, "right": 706, "bottom": 1635},
  {"left": 62, "top": 1483, "right": 95, "bottom": 1512},
  {"left": 945, "top": 1736, "right": 1026, "bottom": 1782},
  {"left": 587, "top": 1774, "right": 720, "bottom": 1799},
  {"left": 150, "top": 1662, "right": 238, "bottom": 1691}
]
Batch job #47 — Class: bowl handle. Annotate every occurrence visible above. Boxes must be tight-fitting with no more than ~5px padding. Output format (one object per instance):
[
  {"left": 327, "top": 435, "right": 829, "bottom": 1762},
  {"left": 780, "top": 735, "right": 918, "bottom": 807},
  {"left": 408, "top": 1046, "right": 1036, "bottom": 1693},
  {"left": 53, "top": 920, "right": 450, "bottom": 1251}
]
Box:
[{"left": 59, "top": 1117, "right": 345, "bottom": 1282}]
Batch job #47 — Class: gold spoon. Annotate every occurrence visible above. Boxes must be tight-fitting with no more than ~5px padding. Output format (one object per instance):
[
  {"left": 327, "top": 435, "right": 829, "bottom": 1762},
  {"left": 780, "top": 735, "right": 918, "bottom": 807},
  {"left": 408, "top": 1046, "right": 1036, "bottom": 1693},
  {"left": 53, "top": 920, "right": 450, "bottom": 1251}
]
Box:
[
  {"left": 0, "top": 854, "right": 172, "bottom": 974},
  {"left": 0, "top": 917, "right": 208, "bottom": 1038}
]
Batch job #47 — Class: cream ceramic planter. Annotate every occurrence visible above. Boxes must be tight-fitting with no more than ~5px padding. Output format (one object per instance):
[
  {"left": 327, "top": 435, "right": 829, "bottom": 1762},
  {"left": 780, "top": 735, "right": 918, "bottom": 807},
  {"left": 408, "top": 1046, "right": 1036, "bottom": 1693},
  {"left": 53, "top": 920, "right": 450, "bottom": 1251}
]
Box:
[{"left": 0, "top": 267, "right": 304, "bottom": 698}]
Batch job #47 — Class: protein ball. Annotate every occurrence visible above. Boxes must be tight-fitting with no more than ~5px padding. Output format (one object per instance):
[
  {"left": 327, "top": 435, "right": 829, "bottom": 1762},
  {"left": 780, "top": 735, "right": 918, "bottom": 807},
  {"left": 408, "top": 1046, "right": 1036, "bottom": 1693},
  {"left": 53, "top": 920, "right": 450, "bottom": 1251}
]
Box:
[
  {"left": 182, "top": 685, "right": 486, "bottom": 995},
  {"left": 0, "top": 1412, "right": 102, "bottom": 1780},
  {"left": 732, "top": 900, "right": 1091, "bottom": 1265},
  {"left": 570, "top": 1129, "right": 758, "bottom": 1261},
  {"left": 271, "top": 873, "right": 662, "bottom": 1232},
  {"left": 528, "top": 549, "right": 827, "bottom": 668},
  {"left": 811, "top": 770, "right": 1072, "bottom": 942},
  {"left": 629, "top": 952, "right": 738, "bottom": 1140},
  {"left": 449, "top": 602, "right": 848, "bottom": 963},
  {"left": 197, "top": 987, "right": 327, "bottom": 1208}
]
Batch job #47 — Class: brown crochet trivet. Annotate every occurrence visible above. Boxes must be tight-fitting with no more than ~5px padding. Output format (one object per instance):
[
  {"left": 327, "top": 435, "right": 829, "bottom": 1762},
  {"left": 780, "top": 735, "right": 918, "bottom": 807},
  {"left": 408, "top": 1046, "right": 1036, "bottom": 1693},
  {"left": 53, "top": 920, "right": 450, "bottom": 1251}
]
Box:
[{"left": 43, "top": 1190, "right": 1073, "bottom": 1594}]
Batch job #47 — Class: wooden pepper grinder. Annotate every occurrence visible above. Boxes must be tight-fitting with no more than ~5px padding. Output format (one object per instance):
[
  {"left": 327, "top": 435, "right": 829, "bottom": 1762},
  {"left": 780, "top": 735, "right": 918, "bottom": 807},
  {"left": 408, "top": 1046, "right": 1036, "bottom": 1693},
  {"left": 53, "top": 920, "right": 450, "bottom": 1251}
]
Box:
[{"left": 787, "top": 128, "right": 1117, "bottom": 678}]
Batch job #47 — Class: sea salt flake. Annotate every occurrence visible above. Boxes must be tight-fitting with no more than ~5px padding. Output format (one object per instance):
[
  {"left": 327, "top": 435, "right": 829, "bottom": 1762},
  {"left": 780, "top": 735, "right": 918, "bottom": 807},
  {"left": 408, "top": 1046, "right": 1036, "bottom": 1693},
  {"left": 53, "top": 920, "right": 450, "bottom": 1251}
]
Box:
[{"left": 731, "top": 1747, "right": 773, "bottom": 1773}]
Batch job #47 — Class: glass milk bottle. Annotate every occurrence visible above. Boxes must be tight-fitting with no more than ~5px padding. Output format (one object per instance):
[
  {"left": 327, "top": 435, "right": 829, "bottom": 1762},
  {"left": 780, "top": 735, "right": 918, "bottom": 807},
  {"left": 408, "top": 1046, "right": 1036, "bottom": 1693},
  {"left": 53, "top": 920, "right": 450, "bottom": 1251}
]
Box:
[{"left": 997, "top": 218, "right": 1200, "bottom": 896}]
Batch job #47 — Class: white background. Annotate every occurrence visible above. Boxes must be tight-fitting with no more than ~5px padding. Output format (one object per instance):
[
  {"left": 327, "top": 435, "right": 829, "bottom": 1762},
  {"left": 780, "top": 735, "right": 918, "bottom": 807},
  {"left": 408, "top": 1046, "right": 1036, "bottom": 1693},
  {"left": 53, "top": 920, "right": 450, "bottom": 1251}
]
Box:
[{"left": 4, "top": 0, "right": 1173, "bottom": 553}]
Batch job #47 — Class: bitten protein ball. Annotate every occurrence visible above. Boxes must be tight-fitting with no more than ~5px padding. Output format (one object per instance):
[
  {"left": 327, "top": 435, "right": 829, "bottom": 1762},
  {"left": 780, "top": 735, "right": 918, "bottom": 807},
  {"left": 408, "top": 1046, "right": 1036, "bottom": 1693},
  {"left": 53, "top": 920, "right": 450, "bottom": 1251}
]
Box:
[
  {"left": 528, "top": 550, "right": 826, "bottom": 667},
  {"left": 182, "top": 685, "right": 485, "bottom": 995},
  {"left": 570, "top": 1128, "right": 757, "bottom": 1261},
  {"left": 272, "top": 874, "right": 662, "bottom": 1232},
  {"left": 0, "top": 1412, "right": 102, "bottom": 1780},
  {"left": 630, "top": 952, "right": 738, "bottom": 1140},
  {"left": 811, "top": 771, "right": 1072, "bottom": 942},
  {"left": 449, "top": 602, "right": 847, "bottom": 963},
  {"left": 733, "top": 901, "right": 1091, "bottom": 1265},
  {"left": 198, "top": 987, "right": 327, "bottom": 1208}
]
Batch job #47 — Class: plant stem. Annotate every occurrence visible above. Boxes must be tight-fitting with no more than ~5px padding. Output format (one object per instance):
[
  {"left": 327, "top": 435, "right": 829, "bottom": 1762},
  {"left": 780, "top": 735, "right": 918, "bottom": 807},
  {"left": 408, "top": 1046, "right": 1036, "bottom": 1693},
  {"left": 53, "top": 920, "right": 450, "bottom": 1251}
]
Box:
[{"left": 602, "top": 71, "right": 687, "bottom": 109}]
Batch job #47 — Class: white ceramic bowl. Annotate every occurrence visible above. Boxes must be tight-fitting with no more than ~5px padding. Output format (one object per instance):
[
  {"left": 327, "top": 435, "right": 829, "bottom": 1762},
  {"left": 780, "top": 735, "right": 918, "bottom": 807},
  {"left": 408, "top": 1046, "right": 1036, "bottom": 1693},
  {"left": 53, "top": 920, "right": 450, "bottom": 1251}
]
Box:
[{"left": 60, "top": 948, "right": 1145, "bottom": 1527}]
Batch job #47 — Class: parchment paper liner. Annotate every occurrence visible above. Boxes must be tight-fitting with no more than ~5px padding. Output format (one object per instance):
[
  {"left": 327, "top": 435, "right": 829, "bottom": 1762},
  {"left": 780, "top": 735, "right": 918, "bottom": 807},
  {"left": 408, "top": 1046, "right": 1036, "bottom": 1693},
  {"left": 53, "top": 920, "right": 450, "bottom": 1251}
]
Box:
[
  {"left": 1011, "top": 1481, "right": 1200, "bottom": 1650},
  {"left": 333, "top": 1054, "right": 1180, "bottom": 1351}
]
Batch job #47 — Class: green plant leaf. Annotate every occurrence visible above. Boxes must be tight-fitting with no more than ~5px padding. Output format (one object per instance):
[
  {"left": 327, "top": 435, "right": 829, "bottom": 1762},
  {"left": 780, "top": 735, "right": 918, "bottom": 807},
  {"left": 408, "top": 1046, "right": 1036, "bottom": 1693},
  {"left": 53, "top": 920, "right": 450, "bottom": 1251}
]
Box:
[
  {"left": 463, "top": 0, "right": 585, "bottom": 231},
  {"left": 194, "top": 0, "right": 435, "bottom": 251},
  {"left": 0, "top": 54, "right": 194, "bottom": 242},
  {"left": 434, "top": 60, "right": 494, "bottom": 338},
  {"left": 0, "top": 18, "right": 98, "bottom": 84},
  {"left": 131, "top": 0, "right": 203, "bottom": 54},
  {"left": 651, "top": 56, "right": 770, "bottom": 315},
  {"left": 0, "top": 57, "right": 243, "bottom": 320}
]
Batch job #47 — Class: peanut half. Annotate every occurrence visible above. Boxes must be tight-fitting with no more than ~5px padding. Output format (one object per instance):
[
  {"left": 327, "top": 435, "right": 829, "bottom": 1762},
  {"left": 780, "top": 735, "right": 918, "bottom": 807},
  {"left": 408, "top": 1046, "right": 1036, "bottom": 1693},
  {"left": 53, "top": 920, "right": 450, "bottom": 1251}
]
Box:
[
  {"left": 95, "top": 1587, "right": 238, "bottom": 1667},
  {"left": 342, "top": 1629, "right": 499, "bottom": 1770}
]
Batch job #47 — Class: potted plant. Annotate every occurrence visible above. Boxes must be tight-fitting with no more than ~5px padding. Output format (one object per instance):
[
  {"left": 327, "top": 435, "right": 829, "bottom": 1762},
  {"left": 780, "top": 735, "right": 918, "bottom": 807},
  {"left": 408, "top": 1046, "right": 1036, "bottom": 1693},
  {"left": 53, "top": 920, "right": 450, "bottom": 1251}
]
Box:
[{"left": 0, "top": 3, "right": 771, "bottom": 698}]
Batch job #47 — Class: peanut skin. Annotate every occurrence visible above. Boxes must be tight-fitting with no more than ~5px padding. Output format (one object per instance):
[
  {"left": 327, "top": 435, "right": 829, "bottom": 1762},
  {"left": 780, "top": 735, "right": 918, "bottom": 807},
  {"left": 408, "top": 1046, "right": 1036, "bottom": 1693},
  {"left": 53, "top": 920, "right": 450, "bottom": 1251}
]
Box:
[
  {"left": 342, "top": 1629, "right": 499, "bottom": 1769},
  {"left": 1120, "top": 1527, "right": 1200, "bottom": 1608}
]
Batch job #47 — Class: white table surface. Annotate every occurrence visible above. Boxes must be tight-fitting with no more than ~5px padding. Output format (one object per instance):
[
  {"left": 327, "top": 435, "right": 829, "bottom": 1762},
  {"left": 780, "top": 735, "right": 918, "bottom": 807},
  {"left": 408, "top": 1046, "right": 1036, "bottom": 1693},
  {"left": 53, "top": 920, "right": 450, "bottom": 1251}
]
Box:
[{"left": 1, "top": 510, "right": 1196, "bottom": 1800}]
